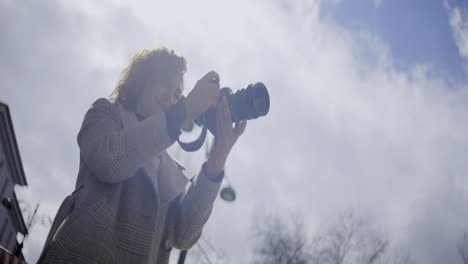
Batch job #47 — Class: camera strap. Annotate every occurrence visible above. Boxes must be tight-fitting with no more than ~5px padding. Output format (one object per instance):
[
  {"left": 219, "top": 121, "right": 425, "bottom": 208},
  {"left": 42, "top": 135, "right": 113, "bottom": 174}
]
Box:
[{"left": 177, "top": 122, "right": 208, "bottom": 152}]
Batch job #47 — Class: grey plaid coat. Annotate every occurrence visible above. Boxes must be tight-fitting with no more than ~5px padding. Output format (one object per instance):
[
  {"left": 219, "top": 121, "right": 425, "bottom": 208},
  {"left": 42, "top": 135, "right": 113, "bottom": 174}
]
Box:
[{"left": 38, "top": 98, "right": 222, "bottom": 264}]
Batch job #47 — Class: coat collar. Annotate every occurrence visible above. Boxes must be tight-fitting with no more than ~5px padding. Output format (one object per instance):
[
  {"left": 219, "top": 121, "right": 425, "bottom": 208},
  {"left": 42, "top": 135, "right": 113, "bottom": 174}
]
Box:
[{"left": 116, "top": 103, "right": 188, "bottom": 207}]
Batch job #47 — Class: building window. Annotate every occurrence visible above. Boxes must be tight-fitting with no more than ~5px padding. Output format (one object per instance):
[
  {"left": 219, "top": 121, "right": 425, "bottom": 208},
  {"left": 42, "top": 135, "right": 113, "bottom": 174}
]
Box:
[
  {"left": 0, "top": 177, "right": 5, "bottom": 197},
  {"left": 1, "top": 177, "right": 9, "bottom": 196},
  {"left": 0, "top": 157, "right": 4, "bottom": 193},
  {"left": 0, "top": 218, "right": 7, "bottom": 242},
  {"left": 7, "top": 230, "right": 15, "bottom": 249}
]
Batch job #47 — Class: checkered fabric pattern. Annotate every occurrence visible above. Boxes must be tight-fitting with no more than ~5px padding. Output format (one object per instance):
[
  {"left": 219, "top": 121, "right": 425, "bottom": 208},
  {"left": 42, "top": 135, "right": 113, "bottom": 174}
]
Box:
[{"left": 37, "top": 98, "right": 223, "bottom": 264}]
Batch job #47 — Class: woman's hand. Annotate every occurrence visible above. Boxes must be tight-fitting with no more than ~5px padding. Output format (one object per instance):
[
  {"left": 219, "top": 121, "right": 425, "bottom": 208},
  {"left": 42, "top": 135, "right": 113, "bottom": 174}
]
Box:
[
  {"left": 185, "top": 71, "right": 220, "bottom": 120},
  {"left": 205, "top": 96, "right": 247, "bottom": 178}
]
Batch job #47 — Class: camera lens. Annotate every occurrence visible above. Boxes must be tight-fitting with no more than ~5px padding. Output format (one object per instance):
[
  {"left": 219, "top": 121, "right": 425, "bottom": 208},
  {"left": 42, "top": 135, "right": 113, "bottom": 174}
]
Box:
[
  {"left": 251, "top": 82, "right": 269, "bottom": 117},
  {"left": 227, "top": 82, "right": 270, "bottom": 122}
]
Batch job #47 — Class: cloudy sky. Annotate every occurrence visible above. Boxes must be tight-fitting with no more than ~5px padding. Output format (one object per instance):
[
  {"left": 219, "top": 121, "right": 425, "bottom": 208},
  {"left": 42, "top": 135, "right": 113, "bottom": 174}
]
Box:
[{"left": 2, "top": 0, "right": 468, "bottom": 263}]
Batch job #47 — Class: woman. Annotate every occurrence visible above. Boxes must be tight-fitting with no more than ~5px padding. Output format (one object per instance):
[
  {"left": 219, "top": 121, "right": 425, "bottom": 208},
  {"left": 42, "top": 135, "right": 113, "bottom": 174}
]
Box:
[{"left": 38, "top": 48, "right": 247, "bottom": 264}]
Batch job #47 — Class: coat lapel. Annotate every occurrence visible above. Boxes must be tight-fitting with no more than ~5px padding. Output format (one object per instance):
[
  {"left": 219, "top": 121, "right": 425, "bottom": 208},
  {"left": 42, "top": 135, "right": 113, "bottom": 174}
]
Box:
[{"left": 116, "top": 103, "right": 188, "bottom": 207}]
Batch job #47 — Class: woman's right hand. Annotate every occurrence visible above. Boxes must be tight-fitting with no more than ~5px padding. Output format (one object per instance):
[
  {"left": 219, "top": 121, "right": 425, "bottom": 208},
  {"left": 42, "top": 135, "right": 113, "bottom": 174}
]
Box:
[{"left": 185, "top": 71, "right": 220, "bottom": 119}]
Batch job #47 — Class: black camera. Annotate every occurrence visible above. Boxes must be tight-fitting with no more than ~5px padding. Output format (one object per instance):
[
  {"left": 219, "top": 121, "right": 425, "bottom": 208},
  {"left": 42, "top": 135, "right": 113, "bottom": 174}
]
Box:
[
  {"left": 178, "top": 82, "right": 270, "bottom": 151},
  {"left": 196, "top": 82, "right": 270, "bottom": 133}
]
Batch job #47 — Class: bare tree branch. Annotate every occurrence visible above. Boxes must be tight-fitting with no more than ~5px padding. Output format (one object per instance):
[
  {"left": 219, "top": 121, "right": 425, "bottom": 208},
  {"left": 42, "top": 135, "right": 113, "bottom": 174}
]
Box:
[
  {"left": 253, "top": 211, "right": 414, "bottom": 264},
  {"left": 458, "top": 231, "right": 468, "bottom": 264},
  {"left": 253, "top": 214, "right": 309, "bottom": 264}
]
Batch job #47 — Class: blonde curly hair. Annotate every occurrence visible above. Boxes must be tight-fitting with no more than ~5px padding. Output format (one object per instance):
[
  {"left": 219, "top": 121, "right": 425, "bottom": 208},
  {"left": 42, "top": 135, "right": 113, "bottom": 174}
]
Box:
[{"left": 110, "top": 47, "right": 187, "bottom": 110}]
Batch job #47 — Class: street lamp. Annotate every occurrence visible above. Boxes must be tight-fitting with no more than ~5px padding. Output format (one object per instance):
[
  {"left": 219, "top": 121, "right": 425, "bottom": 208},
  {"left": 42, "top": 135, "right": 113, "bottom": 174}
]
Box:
[
  {"left": 220, "top": 174, "right": 236, "bottom": 202},
  {"left": 220, "top": 186, "right": 236, "bottom": 202}
]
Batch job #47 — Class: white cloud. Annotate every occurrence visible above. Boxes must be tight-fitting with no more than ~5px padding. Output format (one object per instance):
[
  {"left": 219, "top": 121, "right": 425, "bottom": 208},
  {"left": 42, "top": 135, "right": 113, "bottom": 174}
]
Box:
[
  {"left": 2, "top": 0, "right": 468, "bottom": 263},
  {"left": 373, "top": 0, "right": 383, "bottom": 10},
  {"left": 445, "top": 0, "right": 468, "bottom": 73}
]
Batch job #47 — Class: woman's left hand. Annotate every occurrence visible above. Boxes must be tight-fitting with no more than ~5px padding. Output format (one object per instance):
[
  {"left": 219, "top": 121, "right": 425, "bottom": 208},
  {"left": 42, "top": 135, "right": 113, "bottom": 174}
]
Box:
[{"left": 205, "top": 96, "right": 247, "bottom": 178}]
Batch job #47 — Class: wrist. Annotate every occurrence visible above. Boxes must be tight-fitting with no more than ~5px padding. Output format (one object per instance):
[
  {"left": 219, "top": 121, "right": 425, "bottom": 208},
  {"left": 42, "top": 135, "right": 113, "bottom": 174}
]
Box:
[
  {"left": 204, "top": 161, "right": 223, "bottom": 180},
  {"left": 205, "top": 151, "right": 227, "bottom": 178}
]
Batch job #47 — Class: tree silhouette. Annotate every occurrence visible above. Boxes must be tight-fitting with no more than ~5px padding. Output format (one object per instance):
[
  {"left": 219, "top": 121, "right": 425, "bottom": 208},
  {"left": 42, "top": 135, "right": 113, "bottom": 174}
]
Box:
[
  {"left": 253, "top": 214, "right": 309, "bottom": 264},
  {"left": 253, "top": 211, "right": 414, "bottom": 264}
]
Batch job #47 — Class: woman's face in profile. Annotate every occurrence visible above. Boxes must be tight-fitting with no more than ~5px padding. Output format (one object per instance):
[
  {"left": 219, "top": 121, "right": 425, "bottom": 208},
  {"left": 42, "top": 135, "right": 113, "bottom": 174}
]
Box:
[{"left": 139, "top": 75, "right": 184, "bottom": 116}]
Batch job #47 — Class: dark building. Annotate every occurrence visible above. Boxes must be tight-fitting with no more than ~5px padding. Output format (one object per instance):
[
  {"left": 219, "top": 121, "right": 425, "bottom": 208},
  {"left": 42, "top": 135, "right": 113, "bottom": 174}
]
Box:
[{"left": 0, "top": 101, "right": 28, "bottom": 257}]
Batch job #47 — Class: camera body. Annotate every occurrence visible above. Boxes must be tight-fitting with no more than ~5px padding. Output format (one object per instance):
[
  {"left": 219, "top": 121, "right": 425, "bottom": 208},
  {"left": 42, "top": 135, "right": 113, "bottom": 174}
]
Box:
[{"left": 179, "top": 82, "right": 270, "bottom": 152}]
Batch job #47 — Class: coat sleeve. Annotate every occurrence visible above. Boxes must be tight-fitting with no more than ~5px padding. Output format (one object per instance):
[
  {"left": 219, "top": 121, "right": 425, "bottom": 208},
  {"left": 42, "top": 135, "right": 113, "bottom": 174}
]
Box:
[
  {"left": 77, "top": 98, "right": 175, "bottom": 183},
  {"left": 171, "top": 163, "right": 223, "bottom": 249}
]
